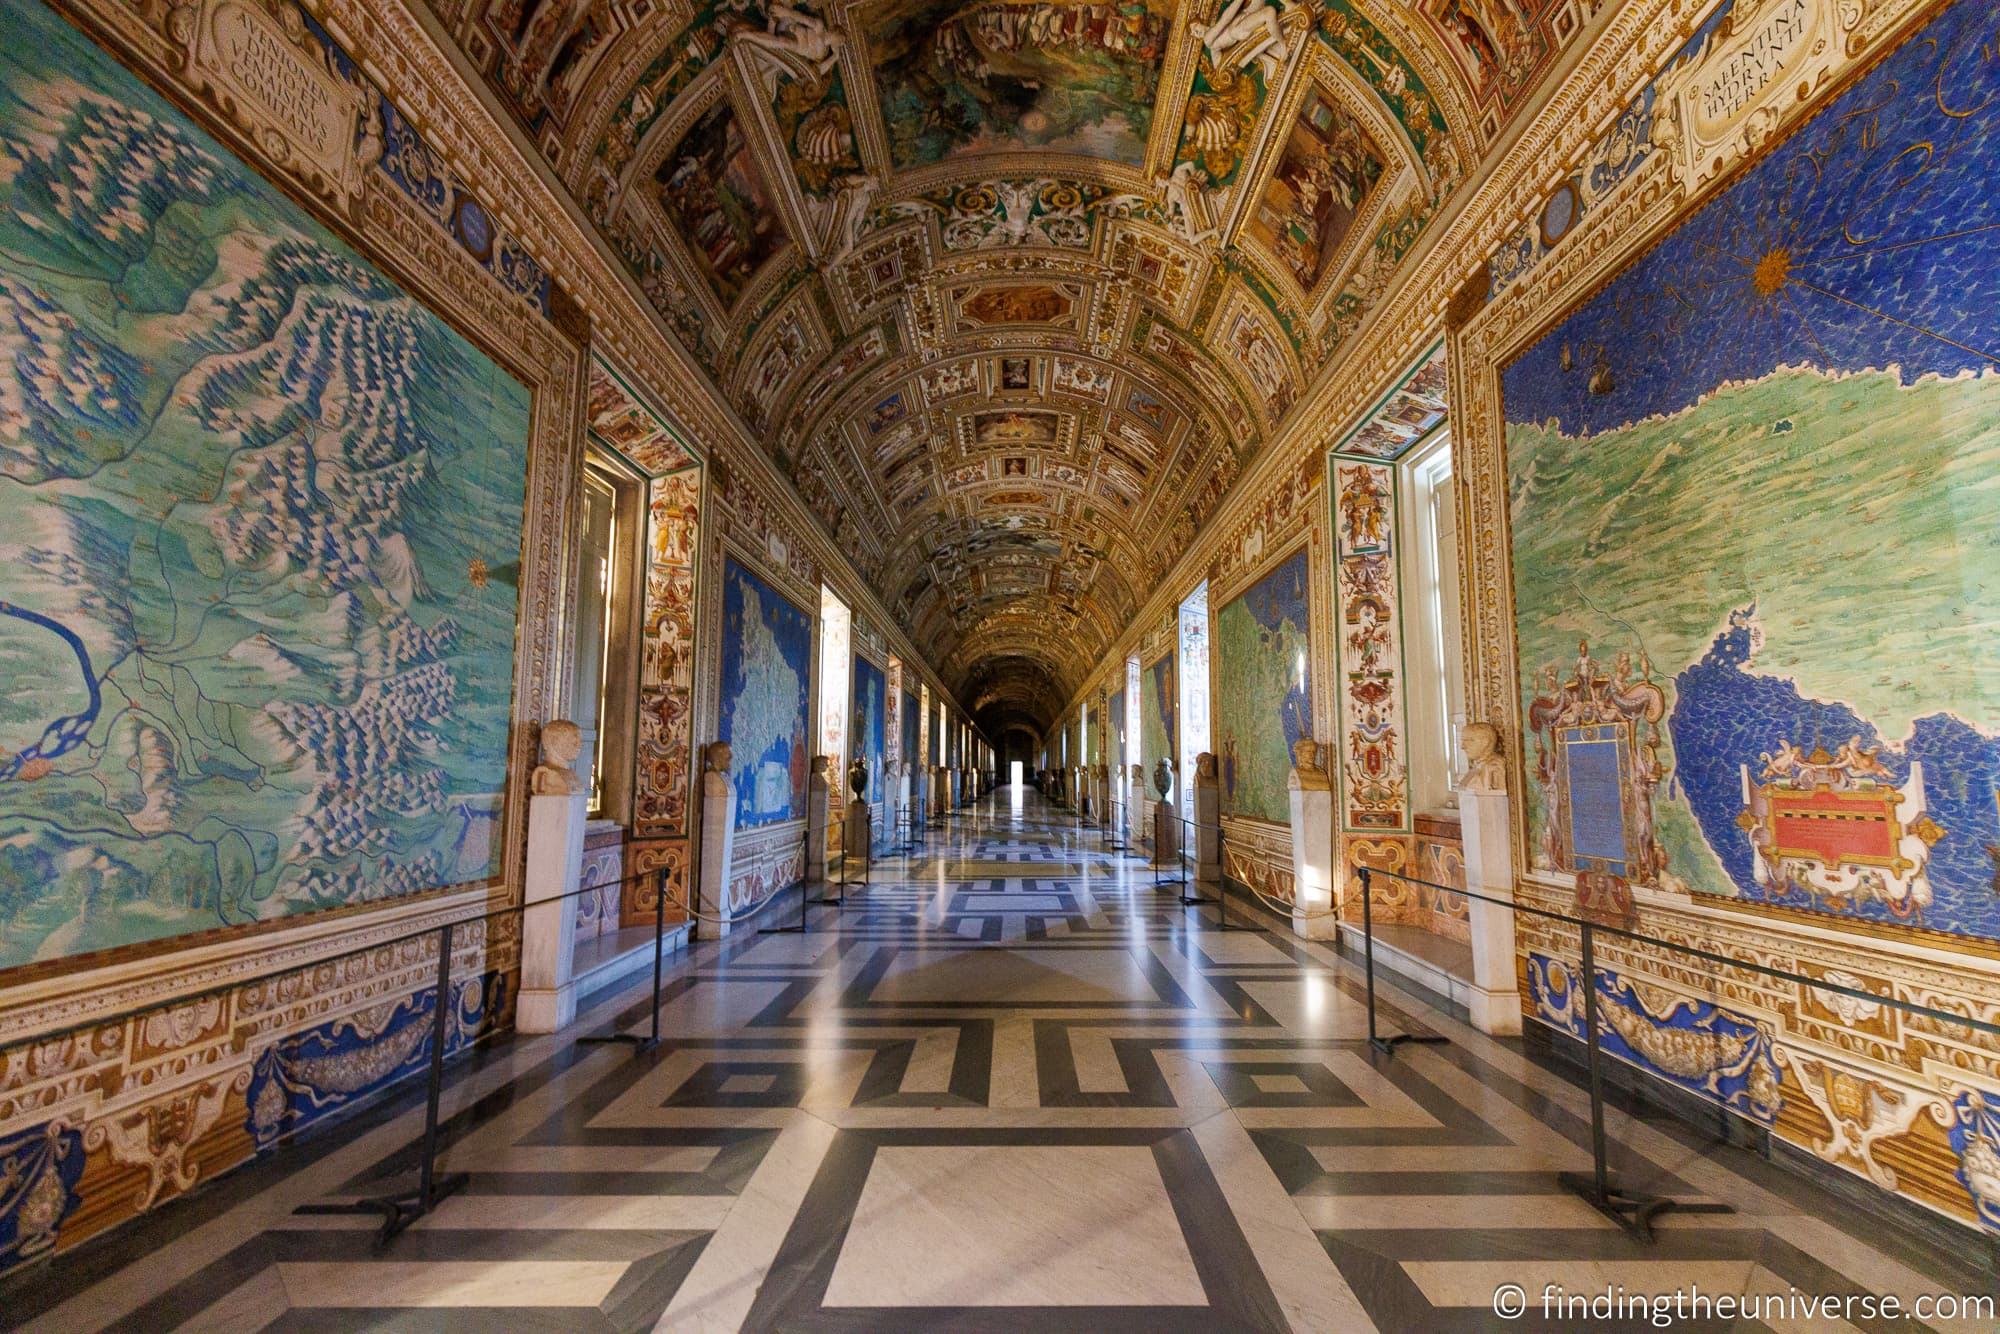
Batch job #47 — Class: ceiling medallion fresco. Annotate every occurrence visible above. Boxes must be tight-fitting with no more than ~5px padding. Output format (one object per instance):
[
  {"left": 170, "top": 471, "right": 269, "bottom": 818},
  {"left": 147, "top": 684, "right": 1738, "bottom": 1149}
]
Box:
[{"left": 431, "top": 0, "right": 1593, "bottom": 727}]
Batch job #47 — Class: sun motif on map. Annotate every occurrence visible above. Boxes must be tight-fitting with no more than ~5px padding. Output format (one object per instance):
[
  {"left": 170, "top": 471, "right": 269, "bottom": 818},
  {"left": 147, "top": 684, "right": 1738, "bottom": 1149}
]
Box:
[{"left": 1751, "top": 246, "right": 1791, "bottom": 297}]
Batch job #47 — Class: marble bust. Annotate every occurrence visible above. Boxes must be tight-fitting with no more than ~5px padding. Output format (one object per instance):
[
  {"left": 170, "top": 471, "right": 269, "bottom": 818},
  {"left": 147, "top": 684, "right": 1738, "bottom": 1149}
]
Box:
[
  {"left": 1460, "top": 722, "right": 1507, "bottom": 793},
  {"left": 1288, "top": 737, "right": 1331, "bottom": 791},
  {"left": 1194, "top": 751, "right": 1217, "bottom": 786},
  {"left": 531, "top": 719, "right": 583, "bottom": 796}
]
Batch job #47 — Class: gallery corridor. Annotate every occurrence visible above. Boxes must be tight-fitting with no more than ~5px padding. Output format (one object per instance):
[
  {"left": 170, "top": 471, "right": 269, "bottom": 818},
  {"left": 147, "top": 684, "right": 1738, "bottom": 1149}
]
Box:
[{"left": 7, "top": 791, "right": 1983, "bottom": 1332}]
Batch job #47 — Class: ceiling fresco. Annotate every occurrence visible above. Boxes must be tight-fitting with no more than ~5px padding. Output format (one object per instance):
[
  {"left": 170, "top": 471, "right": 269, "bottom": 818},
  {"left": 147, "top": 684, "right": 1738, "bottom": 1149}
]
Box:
[{"left": 428, "top": 0, "right": 1592, "bottom": 728}]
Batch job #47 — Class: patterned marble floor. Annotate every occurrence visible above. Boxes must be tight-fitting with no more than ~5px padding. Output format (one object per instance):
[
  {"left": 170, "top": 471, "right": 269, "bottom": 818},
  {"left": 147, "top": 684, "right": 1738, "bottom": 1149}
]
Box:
[{"left": 9, "top": 790, "right": 1987, "bottom": 1331}]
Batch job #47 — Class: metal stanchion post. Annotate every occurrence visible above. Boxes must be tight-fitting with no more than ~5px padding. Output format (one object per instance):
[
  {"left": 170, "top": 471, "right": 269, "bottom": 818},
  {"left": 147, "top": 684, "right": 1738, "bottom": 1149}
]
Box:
[
  {"left": 1557, "top": 921, "right": 1733, "bottom": 1240},
  {"left": 814, "top": 835, "right": 848, "bottom": 907},
  {"left": 1178, "top": 815, "right": 1208, "bottom": 907},
  {"left": 1583, "top": 923, "right": 1609, "bottom": 1196},
  {"left": 331, "top": 919, "right": 469, "bottom": 1247},
  {"left": 1213, "top": 822, "right": 1230, "bottom": 932},
  {"left": 1361, "top": 866, "right": 1380, "bottom": 1046},
  {"left": 689, "top": 846, "right": 702, "bottom": 944},
  {"left": 581, "top": 867, "right": 666, "bottom": 1051},
  {"left": 1360, "top": 866, "right": 1447, "bottom": 1057},
  {"left": 761, "top": 832, "right": 813, "bottom": 934}
]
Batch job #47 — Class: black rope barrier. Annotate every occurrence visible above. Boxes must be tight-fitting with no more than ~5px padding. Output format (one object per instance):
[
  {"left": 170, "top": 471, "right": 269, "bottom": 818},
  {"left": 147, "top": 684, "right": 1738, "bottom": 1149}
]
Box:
[
  {"left": 271, "top": 861, "right": 675, "bottom": 1244},
  {"left": 1353, "top": 863, "right": 2000, "bottom": 1242}
]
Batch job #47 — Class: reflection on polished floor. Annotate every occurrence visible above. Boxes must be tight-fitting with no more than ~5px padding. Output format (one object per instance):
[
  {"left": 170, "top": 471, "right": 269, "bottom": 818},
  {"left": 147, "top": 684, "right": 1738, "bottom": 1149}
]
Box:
[{"left": 11, "top": 791, "right": 1982, "bottom": 1331}]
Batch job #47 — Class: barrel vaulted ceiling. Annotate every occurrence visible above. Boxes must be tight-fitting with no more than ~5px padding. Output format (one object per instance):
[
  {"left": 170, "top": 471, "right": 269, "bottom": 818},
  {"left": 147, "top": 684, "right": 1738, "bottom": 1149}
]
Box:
[{"left": 421, "top": 0, "right": 1590, "bottom": 728}]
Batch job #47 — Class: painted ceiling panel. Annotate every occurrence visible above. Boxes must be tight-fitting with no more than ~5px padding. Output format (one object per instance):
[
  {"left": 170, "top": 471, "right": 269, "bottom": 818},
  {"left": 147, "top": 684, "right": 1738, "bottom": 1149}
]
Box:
[{"left": 430, "top": 0, "right": 1588, "bottom": 726}]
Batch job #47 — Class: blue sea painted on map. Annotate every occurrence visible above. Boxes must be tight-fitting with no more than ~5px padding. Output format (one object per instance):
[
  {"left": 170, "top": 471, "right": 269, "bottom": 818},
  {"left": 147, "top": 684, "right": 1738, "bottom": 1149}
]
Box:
[
  {"left": 853, "top": 657, "right": 886, "bottom": 805},
  {"left": 1671, "top": 609, "right": 2000, "bottom": 940},
  {"left": 717, "top": 558, "right": 811, "bottom": 828},
  {"left": 1503, "top": 0, "right": 2000, "bottom": 944},
  {"left": 1504, "top": 0, "right": 2000, "bottom": 437}
]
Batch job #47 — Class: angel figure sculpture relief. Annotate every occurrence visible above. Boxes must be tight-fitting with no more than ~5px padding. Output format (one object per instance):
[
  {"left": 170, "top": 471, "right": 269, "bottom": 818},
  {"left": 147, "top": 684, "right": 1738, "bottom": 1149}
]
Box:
[
  {"left": 1158, "top": 161, "right": 1221, "bottom": 247},
  {"left": 735, "top": 2, "right": 845, "bottom": 95},
  {"left": 824, "top": 172, "right": 880, "bottom": 260},
  {"left": 1193, "top": 0, "right": 1289, "bottom": 79}
]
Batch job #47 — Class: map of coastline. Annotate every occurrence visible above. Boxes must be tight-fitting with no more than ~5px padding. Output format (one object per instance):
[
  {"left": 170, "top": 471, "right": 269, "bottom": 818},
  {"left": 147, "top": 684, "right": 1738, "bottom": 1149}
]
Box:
[{"left": 0, "top": 3, "right": 529, "bottom": 967}]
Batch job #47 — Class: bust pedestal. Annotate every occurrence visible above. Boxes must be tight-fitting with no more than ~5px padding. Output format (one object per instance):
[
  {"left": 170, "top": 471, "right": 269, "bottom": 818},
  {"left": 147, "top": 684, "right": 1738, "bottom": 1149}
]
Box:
[
  {"left": 1287, "top": 778, "right": 1336, "bottom": 941},
  {"left": 806, "top": 770, "right": 830, "bottom": 882},
  {"left": 699, "top": 769, "right": 736, "bottom": 936},
  {"left": 844, "top": 801, "right": 871, "bottom": 873},
  {"left": 1193, "top": 775, "right": 1220, "bottom": 884},
  {"left": 518, "top": 789, "right": 586, "bottom": 1033},
  {"left": 1152, "top": 800, "right": 1181, "bottom": 866},
  {"left": 1460, "top": 788, "right": 1523, "bottom": 1035}
]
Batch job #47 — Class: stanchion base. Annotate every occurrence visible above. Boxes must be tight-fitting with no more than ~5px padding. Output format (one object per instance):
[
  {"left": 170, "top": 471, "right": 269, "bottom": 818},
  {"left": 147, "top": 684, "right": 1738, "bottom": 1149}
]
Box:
[
  {"left": 1368, "top": 1032, "right": 1449, "bottom": 1059},
  {"left": 1556, "top": 1172, "right": 1734, "bottom": 1242},
  {"left": 301, "top": 1171, "right": 470, "bottom": 1250},
  {"left": 579, "top": 1031, "right": 660, "bottom": 1052},
  {"left": 759, "top": 882, "right": 812, "bottom": 933}
]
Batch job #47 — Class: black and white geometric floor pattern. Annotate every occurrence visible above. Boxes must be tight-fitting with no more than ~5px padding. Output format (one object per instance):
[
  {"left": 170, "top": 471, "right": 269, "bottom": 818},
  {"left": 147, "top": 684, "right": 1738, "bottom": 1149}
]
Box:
[{"left": 8, "top": 792, "right": 1977, "bottom": 1332}]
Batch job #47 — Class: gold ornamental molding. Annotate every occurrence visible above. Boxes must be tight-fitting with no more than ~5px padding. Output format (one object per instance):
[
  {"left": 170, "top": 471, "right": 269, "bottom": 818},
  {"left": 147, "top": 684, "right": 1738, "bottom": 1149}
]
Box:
[
  {"left": 1649, "top": 0, "right": 1867, "bottom": 191},
  {"left": 316, "top": 0, "right": 970, "bottom": 719}
]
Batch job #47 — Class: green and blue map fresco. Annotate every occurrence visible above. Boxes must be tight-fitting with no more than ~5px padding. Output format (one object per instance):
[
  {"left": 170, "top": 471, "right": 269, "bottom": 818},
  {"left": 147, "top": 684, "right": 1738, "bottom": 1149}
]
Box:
[
  {"left": 1504, "top": 0, "right": 2000, "bottom": 941},
  {"left": 0, "top": 0, "right": 530, "bottom": 966}
]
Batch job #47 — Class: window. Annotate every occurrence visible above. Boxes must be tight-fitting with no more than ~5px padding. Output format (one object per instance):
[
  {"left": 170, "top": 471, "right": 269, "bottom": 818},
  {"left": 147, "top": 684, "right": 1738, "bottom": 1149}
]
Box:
[
  {"left": 1404, "top": 431, "right": 1466, "bottom": 814},
  {"left": 1124, "top": 655, "right": 1140, "bottom": 779},
  {"left": 1177, "top": 584, "right": 1211, "bottom": 816},
  {"left": 570, "top": 460, "right": 640, "bottom": 819},
  {"left": 818, "top": 585, "right": 852, "bottom": 783}
]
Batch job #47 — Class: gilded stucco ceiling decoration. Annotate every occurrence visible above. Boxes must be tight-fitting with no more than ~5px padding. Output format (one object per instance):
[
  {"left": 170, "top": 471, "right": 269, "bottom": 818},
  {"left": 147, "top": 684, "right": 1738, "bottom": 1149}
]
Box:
[{"left": 429, "top": 0, "right": 1590, "bottom": 725}]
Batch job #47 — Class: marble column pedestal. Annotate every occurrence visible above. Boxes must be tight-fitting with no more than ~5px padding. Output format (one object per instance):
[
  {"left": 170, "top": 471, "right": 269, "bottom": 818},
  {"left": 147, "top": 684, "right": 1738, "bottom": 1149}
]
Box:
[
  {"left": 518, "top": 790, "right": 585, "bottom": 1033},
  {"left": 1461, "top": 789, "right": 1523, "bottom": 1035}
]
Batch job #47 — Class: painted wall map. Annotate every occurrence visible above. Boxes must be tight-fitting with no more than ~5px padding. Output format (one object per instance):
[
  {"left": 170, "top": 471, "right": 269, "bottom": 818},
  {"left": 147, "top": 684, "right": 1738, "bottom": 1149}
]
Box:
[
  {"left": 0, "top": 1, "right": 530, "bottom": 968},
  {"left": 718, "top": 557, "right": 811, "bottom": 827},
  {"left": 869, "top": 0, "right": 1173, "bottom": 169},
  {"left": 903, "top": 688, "right": 920, "bottom": 781},
  {"left": 1503, "top": 0, "right": 2000, "bottom": 941},
  {"left": 853, "top": 656, "right": 886, "bottom": 804},
  {"left": 1214, "top": 549, "right": 1311, "bottom": 822},
  {"left": 1141, "top": 650, "right": 1176, "bottom": 782}
]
